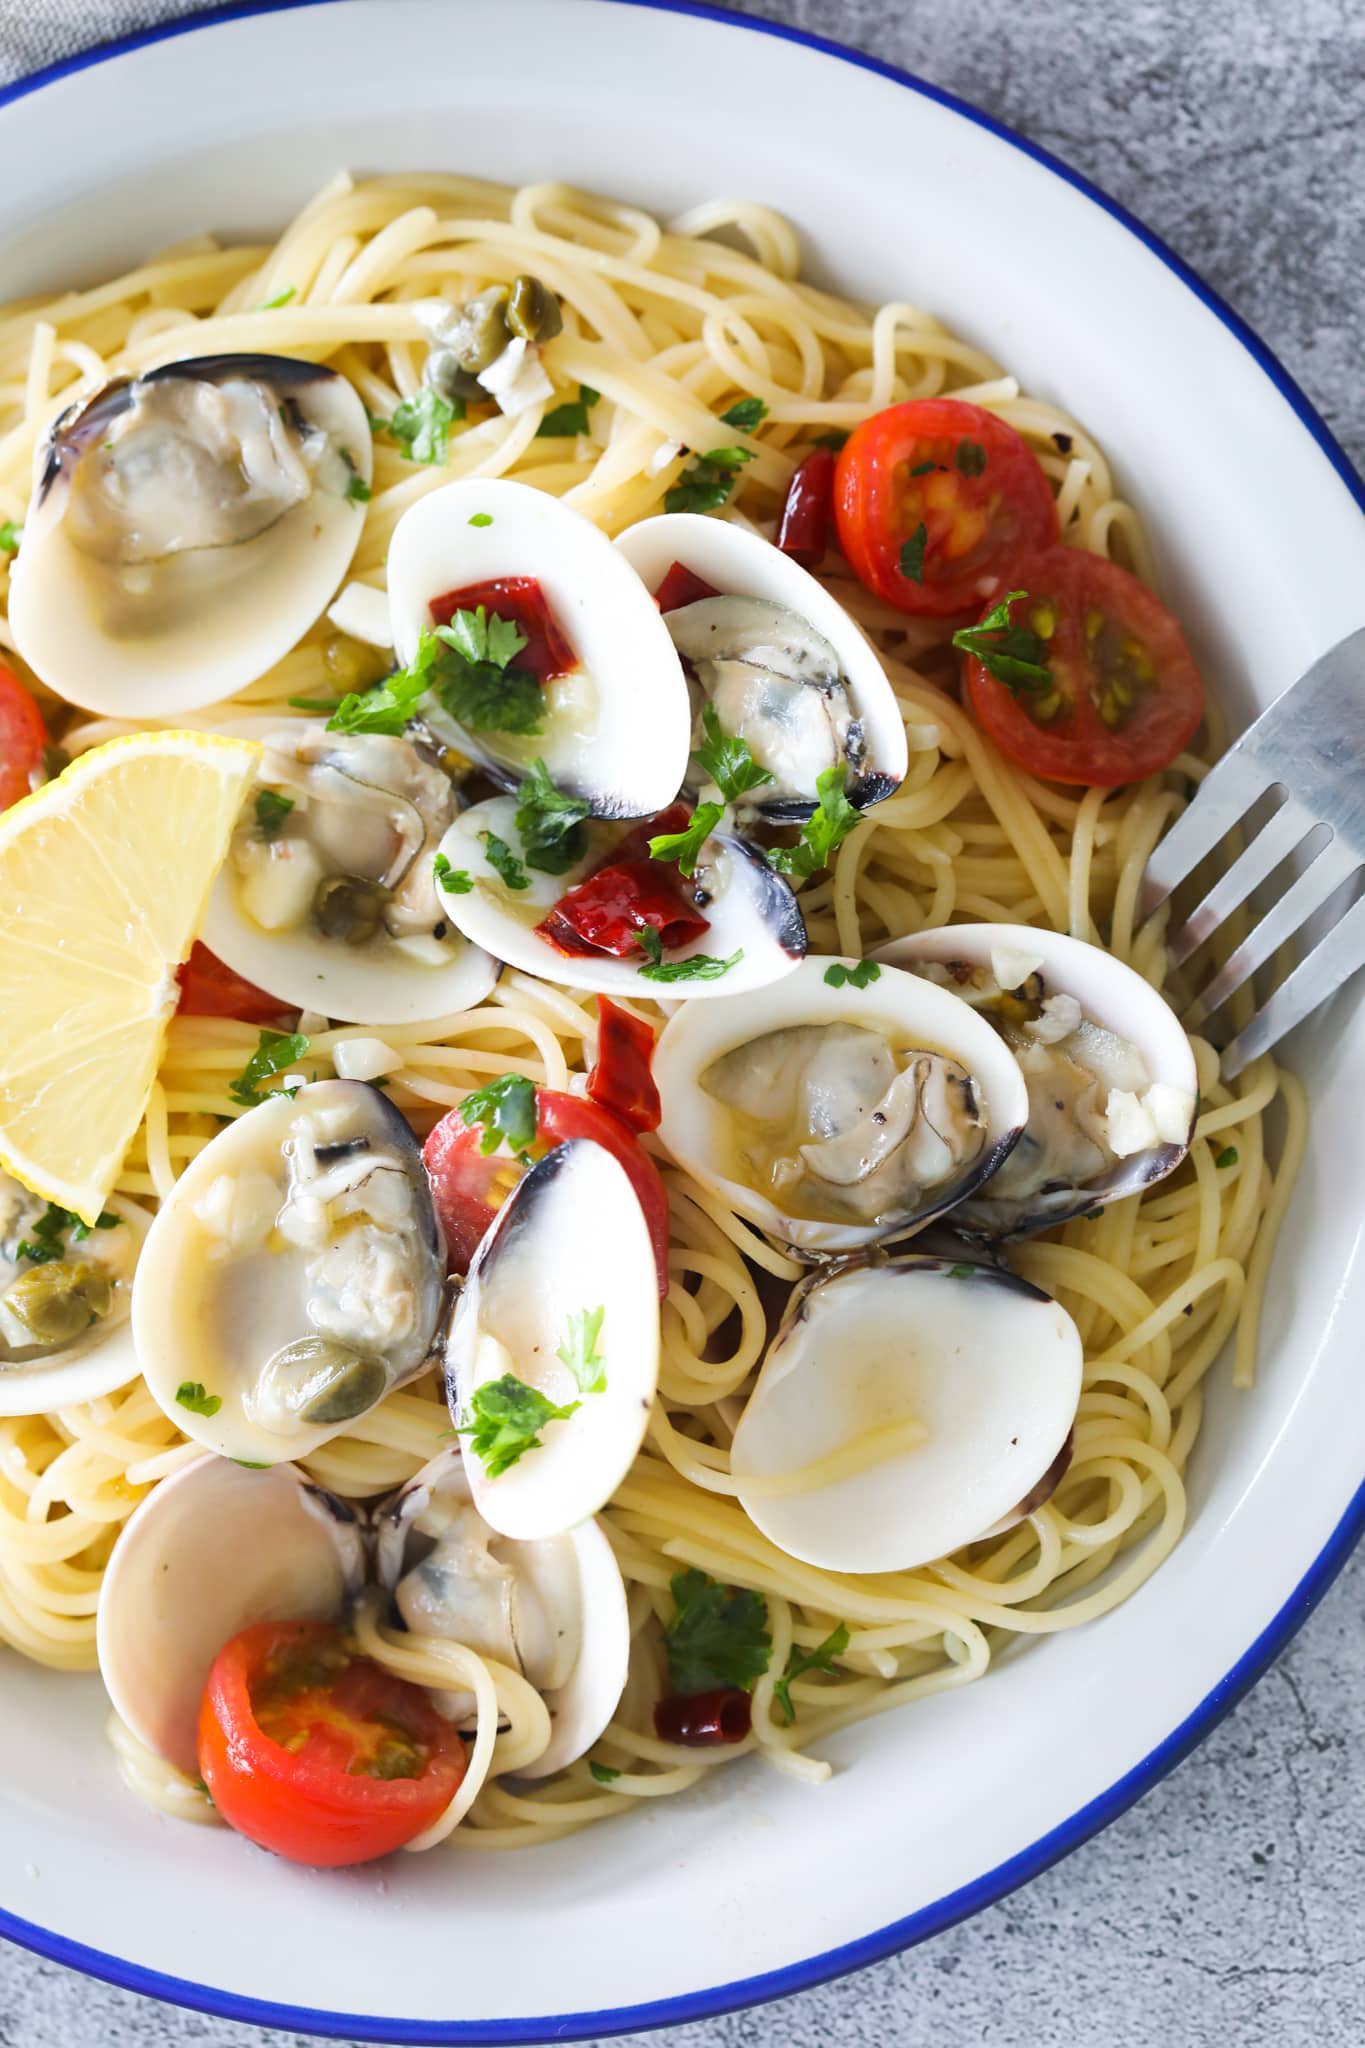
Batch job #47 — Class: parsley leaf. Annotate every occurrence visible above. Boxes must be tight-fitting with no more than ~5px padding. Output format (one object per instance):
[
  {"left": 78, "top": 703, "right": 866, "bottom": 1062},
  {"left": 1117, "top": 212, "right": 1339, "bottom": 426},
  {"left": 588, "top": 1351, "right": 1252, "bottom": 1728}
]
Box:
[
  {"left": 513, "top": 759, "right": 591, "bottom": 875},
  {"left": 772, "top": 1624, "right": 849, "bottom": 1725},
  {"left": 664, "top": 446, "right": 755, "bottom": 516},
  {"left": 1216, "top": 1145, "right": 1239, "bottom": 1168},
  {"left": 176, "top": 1381, "right": 222, "bottom": 1418},
  {"left": 664, "top": 1569, "right": 771, "bottom": 1696},
  {"left": 458, "top": 1373, "right": 579, "bottom": 1479},
  {"left": 326, "top": 650, "right": 433, "bottom": 737},
  {"left": 460, "top": 1073, "right": 538, "bottom": 1158},
  {"left": 536, "top": 383, "right": 600, "bottom": 438},
  {"left": 557, "top": 1304, "right": 607, "bottom": 1394},
  {"left": 899, "top": 522, "right": 927, "bottom": 583},
  {"left": 253, "top": 789, "right": 294, "bottom": 840},
  {"left": 647, "top": 801, "right": 723, "bottom": 879},
  {"left": 811, "top": 429, "right": 848, "bottom": 451},
  {"left": 635, "top": 926, "right": 664, "bottom": 967},
  {"left": 439, "top": 606, "right": 527, "bottom": 672},
  {"left": 691, "top": 702, "right": 773, "bottom": 805},
  {"left": 433, "top": 851, "right": 473, "bottom": 893},
  {"left": 589, "top": 1761, "right": 621, "bottom": 1784},
  {"left": 765, "top": 763, "right": 863, "bottom": 880},
  {"left": 639, "top": 947, "right": 742, "bottom": 984},
  {"left": 0, "top": 520, "right": 21, "bottom": 554},
  {"left": 227, "top": 1029, "right": 310, "bottom": 1108},
  {"left": 824, "top": 960, "right": 880, "bottom": 989},
  {"left": 432, "top": 609, "right": 544, "bottom": 736},
  {"left": 482, "top": 832, "right": 530, "bottom": 891},
  {"left": 951, "top": 590, "right": 1052, "bottom": 696},
  {"left": 468, "top": 511, "right": 493, "bottom": 527},
  {"left": 720, "top": 396, "right": 767, "bottom": 432},
  {"left": 13, "top": 1204, "right": 117, "bottom": 1266},
  {"left": 955, "top": 437, "right": 987, "bottom": 477},
  {"left": 384, "top": 387, "right": 459, "bottom": 464},
  {"left": 344, "top": 472, "right": 372, "bottom": 505}
]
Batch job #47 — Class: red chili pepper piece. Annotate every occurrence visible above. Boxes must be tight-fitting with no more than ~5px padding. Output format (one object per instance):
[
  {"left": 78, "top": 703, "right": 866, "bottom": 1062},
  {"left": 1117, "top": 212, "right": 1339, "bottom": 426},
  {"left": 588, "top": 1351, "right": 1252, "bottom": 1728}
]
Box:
[
  {"left": 429, "top": 576, "right": 576, "bottom": 681},
  {"left": 611, "top": 802, "right": 692, "bottom": 865},
  {"left": 653, "top": 1689, "right": 752, "bottom": 1746},
  {"left": 654, "top": 560, "right": 722, "bottom": 613},
  {"left": 537, "top": 858, "right": 708, "bottom": 959},
  {"left": 588, "top": 996, "right": 661, "bottom": 1135},
  {"left": 176, "top": 943, "right": 296, "bottom": 1026},
  {"left": 776, "top": 447, "right": 836, "bottom": 568}
]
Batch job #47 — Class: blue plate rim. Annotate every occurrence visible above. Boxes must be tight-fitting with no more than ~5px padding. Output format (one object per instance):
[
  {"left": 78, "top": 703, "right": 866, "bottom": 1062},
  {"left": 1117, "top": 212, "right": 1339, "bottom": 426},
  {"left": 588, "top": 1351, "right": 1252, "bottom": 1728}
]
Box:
[{"left": 0, "top": 0, "right": 1362, "bottom": 2039}]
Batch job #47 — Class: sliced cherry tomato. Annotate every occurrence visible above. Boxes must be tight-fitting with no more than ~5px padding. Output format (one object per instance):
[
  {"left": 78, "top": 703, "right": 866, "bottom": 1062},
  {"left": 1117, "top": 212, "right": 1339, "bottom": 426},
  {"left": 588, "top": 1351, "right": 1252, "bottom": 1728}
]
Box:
[
  {"left": 537, "top": 858, "right": 708, "bottom": 960},
  {"left": 0, "top": 664, "right": 48, "bottom": 811},
  {"left": 176, "top": 942, "right": 297, "bottom": 1025},
  {"left": 776, "top": 447, "right": 836, "bottom": 568},
  {"left": 423, "top": 1085, "right": 671, "bottom": 1293},
  {"left": 834, "top": 399, "right": 1057, "bottom": 617},
  {"left": 429, "top": 576, "right": 575, "bottom": 681},
  {"left": 960, "top": 547, "right": 1205, "bottom": 787},
  {"left": 588, "top": 996, "right": 661, "bottom": 1135},
  {"left": 654, "top": 561, "right": 721, "bottom": 612},
  {"left": 197, "top": 1619, "right": 466, "bottom": 1868}
]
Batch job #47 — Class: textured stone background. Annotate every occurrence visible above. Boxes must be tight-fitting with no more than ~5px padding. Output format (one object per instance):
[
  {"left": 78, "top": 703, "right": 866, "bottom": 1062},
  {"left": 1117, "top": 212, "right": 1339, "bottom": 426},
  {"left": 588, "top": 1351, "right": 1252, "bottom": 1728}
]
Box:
[{"left": 0, "top": 2, "right": 1362, "bottom": 2044}]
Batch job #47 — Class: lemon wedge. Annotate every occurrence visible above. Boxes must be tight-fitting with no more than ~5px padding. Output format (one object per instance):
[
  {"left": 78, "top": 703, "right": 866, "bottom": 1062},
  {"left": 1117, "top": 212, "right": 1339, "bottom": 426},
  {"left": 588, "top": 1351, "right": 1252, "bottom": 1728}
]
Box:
[{"left": 0, "top": 729, "right": 259, "bottom": 1221}]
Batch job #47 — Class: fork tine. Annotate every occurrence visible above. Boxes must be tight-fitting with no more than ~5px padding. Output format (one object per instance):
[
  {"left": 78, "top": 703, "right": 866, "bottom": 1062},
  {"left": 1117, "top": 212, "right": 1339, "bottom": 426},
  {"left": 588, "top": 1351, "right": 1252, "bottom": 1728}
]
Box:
[
  {"left": 1166, "top": 796, "right": 1319, "bottom": 967},
  {"left": 1183, "top": 839, "right": 1361, "bottom": 1030},
  {"left": 1221, "top": 889, "right": 1365, "bottom": 1077},
  {"left": 1138, "top": 747, "right": 1271, "bottom": 917}
]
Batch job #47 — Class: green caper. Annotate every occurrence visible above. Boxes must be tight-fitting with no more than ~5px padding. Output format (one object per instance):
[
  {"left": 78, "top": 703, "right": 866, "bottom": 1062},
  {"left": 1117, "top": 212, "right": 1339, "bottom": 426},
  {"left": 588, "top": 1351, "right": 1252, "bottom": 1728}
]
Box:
[
  {"left": 261, "top": 1337, "right": 389, "bottom": 1426},
  {"left": 4, "top": 1260, "right": 111, "bottom": 1345},
  {"left": 422, "top": 348, "right": 484, "bottom": 404},
  {"left": 322, "top": 633, "right": 389, "bottom": 693},
  {"left": 313, "top": 875, "right": 386, "bottom": 946},
  {"left": 449, "top": 287, "right": 511, "bottom": 375},
  {"left": 506, "top": 273, "right": 563, "bottom": 344}
]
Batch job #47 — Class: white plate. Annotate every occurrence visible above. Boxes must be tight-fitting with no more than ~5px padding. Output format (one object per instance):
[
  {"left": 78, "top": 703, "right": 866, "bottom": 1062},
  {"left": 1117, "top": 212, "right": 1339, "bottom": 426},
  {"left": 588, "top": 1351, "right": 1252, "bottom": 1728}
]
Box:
[{"left": 1, "top": 2, "right": 1363, "bottom": 2038}]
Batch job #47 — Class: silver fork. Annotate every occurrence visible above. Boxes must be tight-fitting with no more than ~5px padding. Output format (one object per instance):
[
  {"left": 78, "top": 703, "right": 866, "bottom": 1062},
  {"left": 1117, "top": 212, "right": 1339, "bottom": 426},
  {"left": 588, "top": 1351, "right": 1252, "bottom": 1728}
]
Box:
[{"left": 1139, "top": 624, "right": 1365, "bottom": 1078}]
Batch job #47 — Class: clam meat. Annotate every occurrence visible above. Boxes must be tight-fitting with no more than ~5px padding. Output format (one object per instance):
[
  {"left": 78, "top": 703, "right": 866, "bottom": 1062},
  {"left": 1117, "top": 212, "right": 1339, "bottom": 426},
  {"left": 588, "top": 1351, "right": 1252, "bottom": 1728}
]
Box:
[{"left": 0, "top": 1178, "right": 149, "bottom": 1413}]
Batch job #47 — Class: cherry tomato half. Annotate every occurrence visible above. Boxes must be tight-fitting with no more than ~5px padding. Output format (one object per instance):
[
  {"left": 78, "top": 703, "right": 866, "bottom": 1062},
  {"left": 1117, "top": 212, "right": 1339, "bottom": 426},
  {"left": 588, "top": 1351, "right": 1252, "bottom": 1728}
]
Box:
[
  {"left": 834, "top": 399, "right": 1057, "bottom": 617},
  {"left": 423, "top": 1086, "right": 671, "bottom": 1295},
  {"left": 197, "top": 1619, "right": 466, "bottom": 1868},
  {"left": 587, "top": 997, "right": 661, "bottom": 1135},
  {"left": 961, "top": 547, "right": 1205, "bottom": 787},
  {"left": 429, "top": 576, "right": 576, "bottom": 681},
  {"left": 0, "top": 664, "right": 47, "bottom": 811},
  {"left": 176, "top": 942, "right": 297, "bottom": 1025}
]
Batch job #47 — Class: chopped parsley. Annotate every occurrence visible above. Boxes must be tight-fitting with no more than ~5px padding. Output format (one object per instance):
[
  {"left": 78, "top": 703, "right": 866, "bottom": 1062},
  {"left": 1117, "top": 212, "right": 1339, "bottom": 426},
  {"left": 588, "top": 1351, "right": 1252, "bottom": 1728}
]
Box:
[
  {"left": 13, "top": 1204, "right": 117, "bottom": 1267},
  {"left": 1083, "top": 1207, "right": 1105, "bottom": 1222},
  {"left": 719, "top": 396, "right": 768, "bottom": 432},
  {"left": 468, "top": 512, "right": 493, "bottom": 527},
  {"left": 257, "top": 285, "right": 296, "bottom": 309},
  {"left": 639, "top": 946, "right": 742, "bottom": 985},
  {"left": 811, "top": 429, "right": 849, "bottom": 451},
  {"left": 344, "top": 472, "right": 372, "bottom": 505},
  {"left": 908, "top": 459, "right": 940, "bottom": 477},
  {"left": 823, "top": 960, "right": 880, "bottom": 990},
  {"left": 951, "top": 590, "right": 1052, "bottom": 697},
  {"left": 482, "top": 832, "right": 531, "bottom": 891},
  {"left": 1216, "top": 1145, "right": 1239, "bottom": 1169},
  {"left": 899, "top": 522, "right": 927, "bottom": 583},
  {"left": 664, "top": 1568, "right": 771, "bottom": 1696},
  {"left": 458, "top": 1373, "right": 579, "bottom": 1479},
  {"left": 557, "top": 1305, "right": 607, "bottom": 1395},
  {"left": 175, "top": 1381, "right": 222, "bottom": 1418},
  {"left": 664, "top": 446, "right": 754, "bottom": 516},
  {"left": 691, "top": 702, "right": 773, "bottom": 805},
  {"left": 955, "top": 437, "right": 987, "bottom": 477},
  {"left": 589, "top": 1761, "right": 621, "bottom": 1784},
  {"left": 765, "top": 763, "right": 863, "bottom": 880},
  {"left": 536, "top": 383, "right": 600, "bottom": 438},
  {"left": 513, "top": 758, "right": 591, "bottom": 875},
  {"left": 947, "top": 1262, "right": 976, "bottom": 1279},
  {"left": 0, "top": 520, "right": 21, "bottom": 554},
  {"left": 433, "top": 851, "right": 473, "bottom": 893},
  {"left": 460, "top": 1073, "right": 538, "bottom": 1158},
  {"left": 647, "top": 801, "right": 723, "bottom": 879},
  {"left": 379, "top": 387, "right": 460, "bottom": 464},
  {"left": 227, "top": 1028, "right": 310, "bottom": 1108},
  {"left": 252, "top": 789, "right": 294, "bottom": 840},
  {"left": 772, "top": 1623, "right": 849, "bottom": 1725}
]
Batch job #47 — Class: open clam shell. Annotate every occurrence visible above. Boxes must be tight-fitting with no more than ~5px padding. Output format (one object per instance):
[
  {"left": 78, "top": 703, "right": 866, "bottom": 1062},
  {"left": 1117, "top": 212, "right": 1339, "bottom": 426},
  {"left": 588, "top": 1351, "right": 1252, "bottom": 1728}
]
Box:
[
  {"left": 730, "top": 1256, "right": 1083, "bottom": 1574},
  {"left": 0, "top": 1190, "right": 151, "bottom": 1417},
  {"left": 376, "top": 1448, "right": 629, "bottom": 1778},
  {"left": 614, "top": 511, "right": 908, "bottom": 821},
  {"left": 134, "top": 1080, "right": 445, "bottom": 1464},
  {"left": 200, "top": 716, "right": 500, "bottom": 1027},
  {"left": 96, "top": 1454, "right": 366, "bottom": 1776},
  {"left": 386, "top": 479, "right": 692, "bottom": 817},
  {"left": 875, "top": 924, "right": 1198, "bottom": 1238},
  {"left": 444, "top": 1138, "right": 660, "bottom": 1541},
  {"left": 654, "top": 955, "right": 1028, "bottom": 1257},
  {"left": 10, "top": 354, "right": 371, "bottom": 717}
]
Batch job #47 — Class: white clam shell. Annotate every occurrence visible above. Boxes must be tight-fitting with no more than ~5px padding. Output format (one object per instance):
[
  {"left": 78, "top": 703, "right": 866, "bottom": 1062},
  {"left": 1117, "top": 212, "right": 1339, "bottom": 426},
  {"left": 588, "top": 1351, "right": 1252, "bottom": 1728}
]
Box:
[
  {"left": 731, "top": 1257, "right": 1083, "bottom": 1574},
  {"left": 0, "top": 1194, "right": 151, "bottom": 1417},
  {"left": 654, "top": 954, "right": 1029, "bottom": 1255},
  {"left": 434, "top": 795, "right": 805, "bottom": 1000},
  {"left": 386, "top": 478, "right": 692, "bottom": 817},
  {"left": 10, "top": 356, "right": 371, "bottom": 717},
  {"left": 614, "top": 510, "right": 908, "bottom": 817},
  {"left": 200, "top": 716, "right": 500, "bottom": 1027},
  {"left": 96, "top": 1454, "right": 366, "bottom": 1775},
  {"left": 875, "top": 923, "right": 1198, "bottom": 1237},
  {"left": 375, "top": 1449, "right": 629, "bottom": 1778},
  {"left": 445, "top": 1138, "right": 660, "bottom": 1541}
]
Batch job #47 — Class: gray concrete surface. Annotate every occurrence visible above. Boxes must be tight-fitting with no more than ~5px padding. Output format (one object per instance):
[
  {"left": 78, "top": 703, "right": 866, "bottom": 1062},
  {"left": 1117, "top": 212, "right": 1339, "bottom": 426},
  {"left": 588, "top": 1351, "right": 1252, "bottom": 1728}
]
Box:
[{"left": 0, "top": 2, "right": 1362, "bottom": 2043}]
